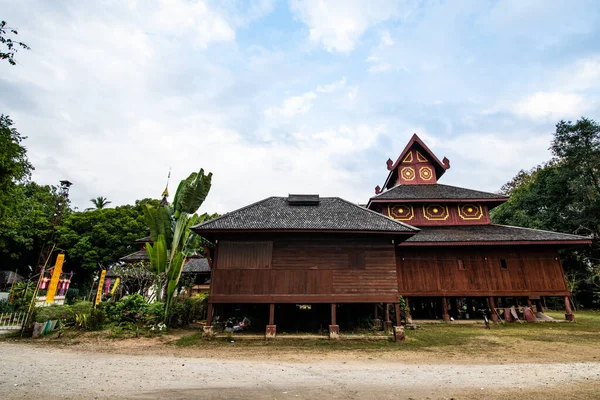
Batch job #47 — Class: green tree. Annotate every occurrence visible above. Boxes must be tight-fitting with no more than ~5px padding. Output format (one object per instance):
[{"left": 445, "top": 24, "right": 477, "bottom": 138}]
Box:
[
  {"left": 0, "top": 182, "right": 60, "bottom": 275},
  {"left": 145, "top": 169, "right": 212, "bottom": 319},
  {"left": 54, "top": 198, "right": 160, "bottom": 287},
  {"left": 0, "top": 116, "right": 34, "bottom": 216},
  {"left": 0, "top": 20, "right": 30, "bottom": 66},
  {"left": 492, "top": 117, "right": 600, "bottom": 306},
  {"left": 88, "top": 196, "right": 112, "bottom": 210}
]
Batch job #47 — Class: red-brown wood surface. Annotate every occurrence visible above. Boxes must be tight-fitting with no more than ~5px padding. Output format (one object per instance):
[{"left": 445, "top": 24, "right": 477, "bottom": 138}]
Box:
[
  {"left": 380, "top": 202, "right": 491, "bottom": 226},
  {"left": 211, "top": 237, "right": 398, "bottom": 303},
  {"left": 396, "top": 246, "right": 569, "bottom": 296}
]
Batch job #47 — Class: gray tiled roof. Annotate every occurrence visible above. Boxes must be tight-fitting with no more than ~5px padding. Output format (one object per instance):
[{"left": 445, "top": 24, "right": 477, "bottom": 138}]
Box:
[
  {"left": 370, "top": 183, "right": 508, "bottom": 201},
  {"left": 119, "top": 250, "right": 149, "bottom": 262},
  {"left": 404, "top": 224, "right": 591, "bottom": 244},
  {"left": 183, "top": 257, "right": 211, "bottom": 273},
  {"left": 192, "top": 197, "right": 418, "bottom": 233}
]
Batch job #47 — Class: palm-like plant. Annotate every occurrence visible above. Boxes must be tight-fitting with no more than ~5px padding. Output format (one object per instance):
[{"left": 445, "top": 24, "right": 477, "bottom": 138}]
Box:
[
  {"left": 89, "top": 196, "right": 111, "bottom": 210},
  {"left": 145, "top": 169, "right": 212, "bottom": 321}
]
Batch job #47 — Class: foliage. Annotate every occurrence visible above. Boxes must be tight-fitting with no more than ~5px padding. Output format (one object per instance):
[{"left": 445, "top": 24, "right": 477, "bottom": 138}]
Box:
[
  {"left": 0, "top": 116, "right": 34, "bottom": 220},
  {"left": 145, "top": 169, "right": 212, "bottom": 320},
  {"left": 54, "top": 198, "right": 160, "bottom": 288},
  {"left": 8, "top": 280, "right": 35, "bottom": 311},
  {"left": 492, "top": 117, "right": 600, "bottom": 307},
  {"left": 0, "top": 299, "right": 12, "bottom": 313},
  {"left": 0, "top": 21, "right": 30, "bottom": 65},
  {"left": 0, "top": 182, "right": 60, "bottom": 271},
  {"left": 110, "top": 262, "right": 166, "bottom": 300},
  {"left": 34, "top": 304, "right": 72, "bottom": 323},
  {"left": 88, "top": 196, "right": 112, "bottom": 210},
  {"left": 167, "top": 294, "right": 208, "bottom": 327}
]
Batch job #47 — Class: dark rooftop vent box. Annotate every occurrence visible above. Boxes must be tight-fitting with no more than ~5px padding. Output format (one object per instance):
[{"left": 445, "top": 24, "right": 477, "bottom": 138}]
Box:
[{"left": 287, "top": 194, "right": 320, "bottom": 206}]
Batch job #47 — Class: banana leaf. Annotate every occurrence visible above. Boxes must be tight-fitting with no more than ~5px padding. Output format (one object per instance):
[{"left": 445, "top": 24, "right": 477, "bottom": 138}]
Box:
[
  {"left": 146, "top": 234, "right": 168, "bottom": 275},
  {"left": 173, "top": 169, "right": 213, "bottom": 218},
  {"left": 143, "top": 204, "right": 173, "bottom": 244}
]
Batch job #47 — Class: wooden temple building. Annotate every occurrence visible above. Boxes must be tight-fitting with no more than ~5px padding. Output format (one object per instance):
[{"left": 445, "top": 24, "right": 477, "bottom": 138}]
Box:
[{"left": 193, "top": 134, "right": 591, "bottom": 338}]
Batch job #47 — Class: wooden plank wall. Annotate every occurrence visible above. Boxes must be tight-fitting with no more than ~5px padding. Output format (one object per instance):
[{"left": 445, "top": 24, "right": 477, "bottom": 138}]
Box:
[
  {"left": 211, "top": 237, "right": 398, "bottom": 303},
  {"left": 397, "top": 246, "right": 569, "bottom": 297}
]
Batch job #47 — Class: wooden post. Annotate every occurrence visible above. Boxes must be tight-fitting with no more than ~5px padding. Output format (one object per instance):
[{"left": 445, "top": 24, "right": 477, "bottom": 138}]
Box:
[
  {"left": 203, "top": 303, "right": 214, "bottom": 337},
  {"left": 329, "top": 303, "right": 339, "bottom": 339},
  {"left": 374, "top": 304, "right": 379, "bottom": 320},
  {"left": 564, "top": 296, "right": 575, "bottom": 321},
  {"left": 489, "top": 297, "right": 499, "bottom": 323},
  {"left": 405, "top": 297, "right": 412, "bottom": 323},
  {"left": 442, "top": 297, "right": 450, "bottom": 322},
  {"left": 266, "top": 303, "right": 276, "bottom": 339},
  {"left": 331, "top": 303, "right": 337, "bottom": 326},
  {"left": 384, "top": 303, "right": 392, "bottom": 332},
  {"left": 206, "top": 303, "right": 213, "bottom": 325},
  {"left": 535, "top": 299, "right": 544, "bottom": 313},
  {"left": 269, "top": 303, "right": 275, "bottom": 326},
  {"left": 394, "top": 303, "right": 401, "bottom": 326}
]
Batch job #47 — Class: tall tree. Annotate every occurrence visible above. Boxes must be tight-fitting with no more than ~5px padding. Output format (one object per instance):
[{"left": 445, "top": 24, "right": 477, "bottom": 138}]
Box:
[
  {"left": 0, "top": 116, "right": 34, "bottom": 215},
  {"left": 492, "top": 117, "right": 600, "bottom": 306},
  {"left": 0, "top": 20, "right": 30, "bottom": 66},
  {"left": 89, "top": 196, "right": 112, "bottom": 210},
  {"left": 145, "top": 169, "right": 212, "bottom": 318},
  {"left": 0, "top": 182, "right": 60, "bottom": 276},
  {"left": 55, "top": 198, "right": 160, "bottom": 288}
]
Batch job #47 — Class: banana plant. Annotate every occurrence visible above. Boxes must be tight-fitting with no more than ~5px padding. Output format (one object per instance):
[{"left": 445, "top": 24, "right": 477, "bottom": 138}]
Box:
[{"left": 144, "top": 169, "right": 212, "bottom": 321}]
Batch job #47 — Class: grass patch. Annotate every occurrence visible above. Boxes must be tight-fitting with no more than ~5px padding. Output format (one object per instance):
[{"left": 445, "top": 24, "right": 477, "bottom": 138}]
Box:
[{"left": 172, "top": 311, "right": 600, "bottom": 354}]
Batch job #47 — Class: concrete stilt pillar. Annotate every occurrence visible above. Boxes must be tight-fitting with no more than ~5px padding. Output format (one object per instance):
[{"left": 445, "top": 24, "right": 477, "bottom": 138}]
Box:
[
  {"left": 266, "top": 303, "right": 276, "bottom": 340},
  {"left": 329, "top": 303, "right": 339, "bottom": 339}
]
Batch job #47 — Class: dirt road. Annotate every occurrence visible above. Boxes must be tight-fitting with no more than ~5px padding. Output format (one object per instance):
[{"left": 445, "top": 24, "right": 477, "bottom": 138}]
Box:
[{"left": 1, "top": 342, "right": 600, "bottom": 399}]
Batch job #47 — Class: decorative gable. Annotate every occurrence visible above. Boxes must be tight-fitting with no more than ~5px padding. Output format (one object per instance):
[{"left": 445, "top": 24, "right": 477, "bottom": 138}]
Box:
[{"left": 381, "top": 134, "right": 450, "bottom": 189}]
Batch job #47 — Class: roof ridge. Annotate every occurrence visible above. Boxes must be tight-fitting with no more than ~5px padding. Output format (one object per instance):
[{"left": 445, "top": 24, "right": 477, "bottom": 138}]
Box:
[
  {"left": 192, "top": 196, "right": 277, "bottom": 229},
  {"left": 333, "top": 197, "right": 420, "bottom": 232},
  {"left": 491, "top": 224, "right": 592, "bottom": 239}
]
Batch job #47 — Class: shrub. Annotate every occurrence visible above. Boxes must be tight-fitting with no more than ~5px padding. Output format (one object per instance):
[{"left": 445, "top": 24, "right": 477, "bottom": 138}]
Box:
[
  {"left": 0, "top": 299, "right": 12, "bottom": 313},
  {"left": 34, "top": 305, "right": 71, "bottom": 323},
  {"left": 65, "top": 288, "right": 80, "bottom": 304},
  {"left": 88, "top": 308, "right": 106, "bottom": 331},
  {"left": 167, "top": 294, "right": 208, "bottom": 327}
]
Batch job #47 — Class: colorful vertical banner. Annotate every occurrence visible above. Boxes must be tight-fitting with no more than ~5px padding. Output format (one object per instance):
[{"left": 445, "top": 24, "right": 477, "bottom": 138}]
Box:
[
  {"left": 95, "top": 270, "right": 106, "bottom": 306},
  {"left": 45, "top": 254, "right": 65, "bottom": 303},
  {"left": 110, "top": 277, "right": 120, "bottom": 295}
]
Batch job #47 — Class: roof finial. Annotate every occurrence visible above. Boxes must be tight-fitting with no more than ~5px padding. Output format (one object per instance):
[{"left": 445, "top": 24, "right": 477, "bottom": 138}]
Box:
[{"left": 160, "top": 167, "right": 171, "bottom": 206}]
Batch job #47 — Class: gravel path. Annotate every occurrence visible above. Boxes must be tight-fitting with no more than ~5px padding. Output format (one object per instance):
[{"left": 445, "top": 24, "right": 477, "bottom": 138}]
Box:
[{"left": 1, "top": 342, "right": 600, "bottom": 399}]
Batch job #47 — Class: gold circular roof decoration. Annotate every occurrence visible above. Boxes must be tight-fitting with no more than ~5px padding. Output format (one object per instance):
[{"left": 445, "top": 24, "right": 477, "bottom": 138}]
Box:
[
  {"left": 419, "top": 166, "right": 433, "bottom": 181},
  {"left": 423, "top": 204, "right": 449, "bottom": 220},
  {"left": 401, "top": 167, "right": 415, "bottom": 181},
  {"left": 388, "top": 205, "right": 414, "bottom": 221},
  {"left": 458, "top": 204, "right": 483, "bottom": 220}
]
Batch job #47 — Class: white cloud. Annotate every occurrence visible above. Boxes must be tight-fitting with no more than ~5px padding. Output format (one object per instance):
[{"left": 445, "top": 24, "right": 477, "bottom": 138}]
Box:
[
  {"left": 558, "top": 56, "right": 600, "bottom": 91},
  {"left": 366, "top": 55, "right": 392, "bottom": 73},
  {"left": 290, "top": 0, "right": 403, "bottom": 52},
  {"left": 316, "top": 77, "right": 347, "bottom": 93},
  {"left": 152, "top": 0, "right": 235, "bottom": 48},
  {"left": 264, "top": 91, "right": 317, "bottom": 118},
  {"left": 380, "top": 30, "right": 394, "bottom": 46},
  {"left": 513, "top": 91, "right": 588, "bottom": 120},
  {"left": 265, "top": 77, "right": 349, "bottom": 119}
]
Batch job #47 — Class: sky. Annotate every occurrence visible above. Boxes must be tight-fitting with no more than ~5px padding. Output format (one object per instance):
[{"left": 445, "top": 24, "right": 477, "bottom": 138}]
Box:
[{"left": 2, "top": 0, "right": 600, "bottom": 214}]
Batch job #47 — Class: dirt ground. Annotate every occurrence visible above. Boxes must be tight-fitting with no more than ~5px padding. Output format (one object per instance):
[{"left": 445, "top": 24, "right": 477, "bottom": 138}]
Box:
[{"left": 1, "top": 339, "right": 600, "bottom": 399}]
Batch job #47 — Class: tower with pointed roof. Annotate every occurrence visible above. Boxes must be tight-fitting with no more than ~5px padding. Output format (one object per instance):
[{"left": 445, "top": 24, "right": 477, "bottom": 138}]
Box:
[{"left": 369, "top": 134, "right": 590, "bottom": 322}]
